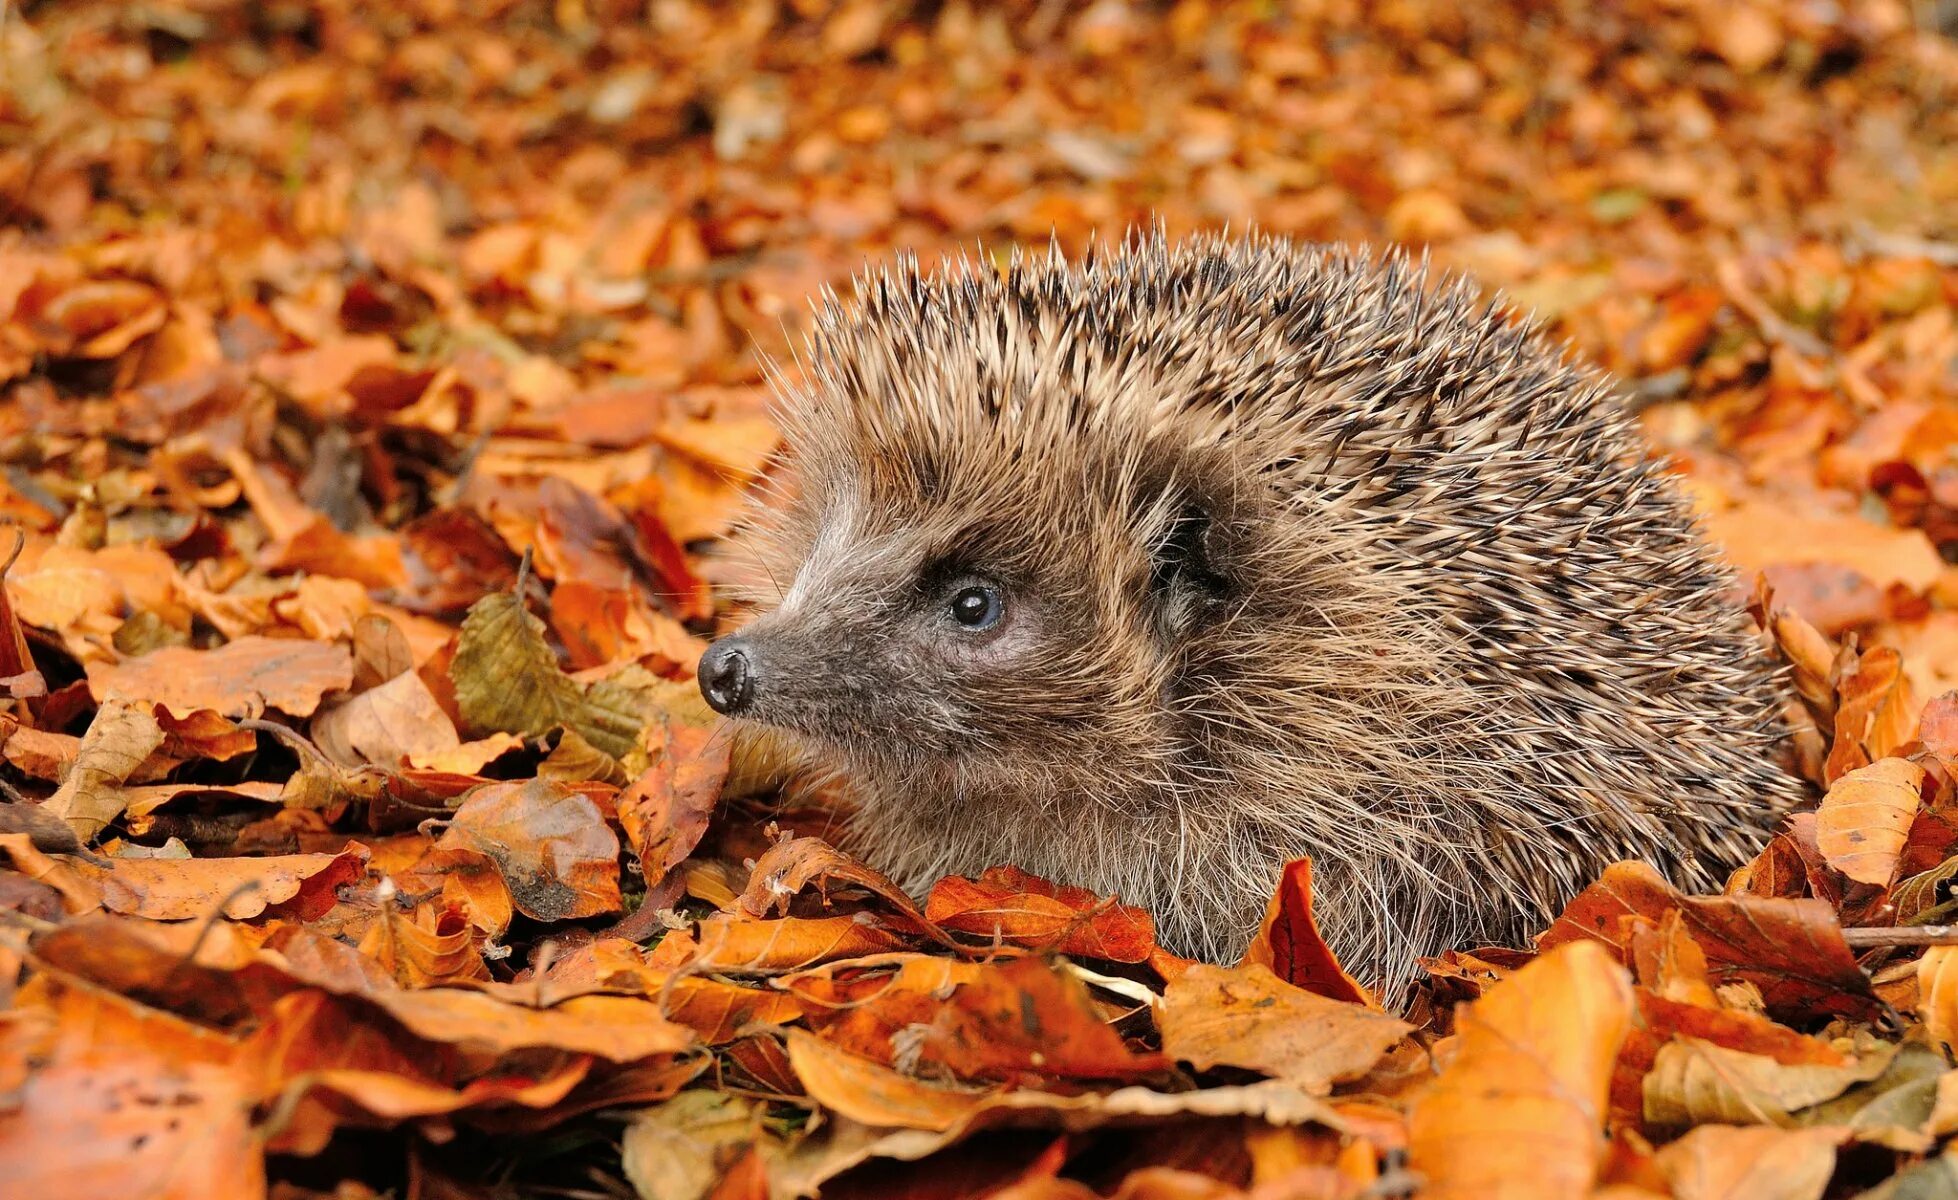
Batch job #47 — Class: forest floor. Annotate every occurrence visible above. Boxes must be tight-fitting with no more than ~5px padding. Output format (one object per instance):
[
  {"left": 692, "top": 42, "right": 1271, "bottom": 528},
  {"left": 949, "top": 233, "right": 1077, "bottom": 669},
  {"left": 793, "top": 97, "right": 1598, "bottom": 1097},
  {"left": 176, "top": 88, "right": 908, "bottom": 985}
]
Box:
[{"left": 4, "top": 2, "right": 1958, "bottom": 1198}]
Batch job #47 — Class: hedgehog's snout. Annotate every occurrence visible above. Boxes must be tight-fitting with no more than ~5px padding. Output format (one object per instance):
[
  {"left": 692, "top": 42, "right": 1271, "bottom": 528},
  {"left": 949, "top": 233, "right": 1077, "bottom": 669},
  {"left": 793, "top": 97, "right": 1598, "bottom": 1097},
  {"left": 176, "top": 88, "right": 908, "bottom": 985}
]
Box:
[{"left": 698, "top": 637, "right": 757, "bottom": 715}]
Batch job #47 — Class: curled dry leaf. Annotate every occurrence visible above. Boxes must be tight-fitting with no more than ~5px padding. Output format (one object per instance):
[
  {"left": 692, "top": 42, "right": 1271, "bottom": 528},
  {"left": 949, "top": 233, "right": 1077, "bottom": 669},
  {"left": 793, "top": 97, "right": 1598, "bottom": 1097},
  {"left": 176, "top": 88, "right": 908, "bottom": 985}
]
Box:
[
  {"left": 1825, "top": 644, "right": 1919, "bottom": 784},
  {"left": 1157, "top": 962, "right": 1411, "bottom": 1093},
  {"left": 737, "top": 834, "right": 932, "bottom": 930},
  {"left": 1814, "top": 757, "right": 1926, "bottom": 886},
  {"left": 1539, "top": 861, "right": 1880, "bottom": 1021},
  {"left": 925, "top": 866, "right": 1158, "bottom": 963},
  {"left": 1407, "top": 940, "right": 1633, "bottom": 1200},
  {"left": 1239, "top": 858, "right": 1373, "bottom": 1007},
  {"left": 1643, "top": 1035, "right": 1894, "bottom": 1129},
  {"left": 436, "top": 779, "right": 622, "bottom": 922},
  {"left": 355, "top": 901, "right": 490, "bottom": 986},
  {"left": 40, "top": 695, "right": 164, "bottom": 842}
]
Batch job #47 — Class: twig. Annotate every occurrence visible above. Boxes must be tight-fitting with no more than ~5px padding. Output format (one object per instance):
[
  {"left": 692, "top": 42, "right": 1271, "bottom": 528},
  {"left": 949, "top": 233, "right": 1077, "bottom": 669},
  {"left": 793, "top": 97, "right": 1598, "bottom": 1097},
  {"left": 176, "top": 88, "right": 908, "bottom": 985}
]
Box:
[{"left": 1843, "top": 925, "right": 1958, "bottom": 948}]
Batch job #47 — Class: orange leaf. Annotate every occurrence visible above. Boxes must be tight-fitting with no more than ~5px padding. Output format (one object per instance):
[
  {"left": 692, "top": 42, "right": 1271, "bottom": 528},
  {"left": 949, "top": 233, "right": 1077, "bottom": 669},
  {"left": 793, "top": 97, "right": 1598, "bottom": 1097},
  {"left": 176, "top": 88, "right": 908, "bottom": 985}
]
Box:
[
  {"left": 913, "top": 955, "right": 1170, "bottom": 1085},
  {"left": 82, "top": 846, "right": 368, "bottom": 921},
  {"left": 1158, "top": 963, "right": 1410, "bottom": 1093},
  {"left": 1407, "top": 941, "right": 1633, "bottom": 1200},
  {"left": 688, "top": 913, "right": 916, "bottom": 972},
  {"left": 1240, "top": 858, "right": 1373, "bottom": 1007},
  {"left": 1655, "top": 1125, "right": 1843, "bottom": 1200},
  {"left": 1814, "top": 757, "right": 1925, "bottom": 885},
  {"left": 86, "top": 635, "right": 354, "bottom": 719},
  {"left": 1540, "top": 861, "right": 1880, "bottom": 1021},
  {"left": 618, "top": 712, "right": 728, "bottom": 886},
  {"left": 784, "top": 1027, "right": 996, "bottom": 1132},
  {"left": 738, "top": 835, "right": 934, "bottom": 932},
  {"left": 435, "top": 780, "right": 622, "bottom": 922},
  {"left": 1918, "top": 945, "right": 1958, "bottom": 1057},
  {"left": 925, "top": 866, "right": 1157, "bottom": 963},
  {"left": 0, "top": 972, "right": 263, "bottom": 1198}
]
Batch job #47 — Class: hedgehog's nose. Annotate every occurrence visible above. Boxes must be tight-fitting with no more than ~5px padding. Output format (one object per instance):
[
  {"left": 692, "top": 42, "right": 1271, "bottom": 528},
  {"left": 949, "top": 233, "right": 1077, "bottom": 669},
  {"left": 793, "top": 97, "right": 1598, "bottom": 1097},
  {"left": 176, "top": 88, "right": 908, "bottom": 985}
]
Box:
[{"left": 699, "top": 638, "right": 756, "bottom": 715}]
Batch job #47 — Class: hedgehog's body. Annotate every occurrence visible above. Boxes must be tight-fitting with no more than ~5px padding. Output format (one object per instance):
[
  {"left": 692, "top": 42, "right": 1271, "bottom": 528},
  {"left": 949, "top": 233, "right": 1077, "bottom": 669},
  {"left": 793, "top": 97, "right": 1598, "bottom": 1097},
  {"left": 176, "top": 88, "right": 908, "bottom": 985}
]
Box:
[{"left": 698, "top": 233, "right": 1803, "bottom": 996}]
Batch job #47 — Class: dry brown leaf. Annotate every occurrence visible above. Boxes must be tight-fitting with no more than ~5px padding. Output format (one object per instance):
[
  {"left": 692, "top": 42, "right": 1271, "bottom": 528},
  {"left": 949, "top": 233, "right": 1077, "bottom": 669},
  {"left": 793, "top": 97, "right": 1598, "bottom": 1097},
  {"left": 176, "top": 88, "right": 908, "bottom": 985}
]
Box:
[
  {"left": 1540, "top": 861, "right": 1880, "bottom": 1021},
  {"left": 925, "top": 866, "right": 1158, "bottom": 964},
  {"left": 311, "top": 667, "right": 461, "bottom": 768},
  {"left": 1158, "top": 963, "right": 1410, "bottom": 1093},
  {"left": 1240, "top": 858, "right": 1374, "bottom": 1007},
  {"left": 40, "top": 696, "right": 164, "bottom": 842},
  {"left": 435, "top": 779, "right": 622, "bottom": 922},
  {"left": 913, "top": 955, "right": 1171, "bottom": 1085},
  {"left": 618, "top": 710, "right": 728, "bottom": 885},
  {"left": 1653, "top": 1124, "right": 1842, "bottom": 1200},
  {"left": 1814, "top": 757, "right": 1925, "bottom": 885},
  {"left": 1643, "top": 1036, "right": 1894, "bottom": 1128},
  {"left": 83, "top": 846, "right": 367, "bottom": 921},
  {"left": 86, "top": 636, "right": 354, "bottom": 719}
]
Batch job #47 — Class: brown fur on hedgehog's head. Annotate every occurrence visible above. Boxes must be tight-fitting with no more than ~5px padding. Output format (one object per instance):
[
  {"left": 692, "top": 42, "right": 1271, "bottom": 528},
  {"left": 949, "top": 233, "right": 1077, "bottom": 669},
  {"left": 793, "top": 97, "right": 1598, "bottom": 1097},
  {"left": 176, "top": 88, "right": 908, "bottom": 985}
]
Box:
[
  {"left": 713, "top": 389, "right": 1288, "bottom": 806},
  {"left": 699, "top": 231, "right": 1802, "bottom": 994}
]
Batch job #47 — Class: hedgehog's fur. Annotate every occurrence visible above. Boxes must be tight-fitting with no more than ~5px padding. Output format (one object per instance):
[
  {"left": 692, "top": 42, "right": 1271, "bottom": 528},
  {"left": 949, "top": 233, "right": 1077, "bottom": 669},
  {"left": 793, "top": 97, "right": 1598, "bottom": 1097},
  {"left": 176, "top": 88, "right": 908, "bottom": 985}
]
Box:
[{"left": 709, "top": 231, "right": 1803, "bottom": 997}]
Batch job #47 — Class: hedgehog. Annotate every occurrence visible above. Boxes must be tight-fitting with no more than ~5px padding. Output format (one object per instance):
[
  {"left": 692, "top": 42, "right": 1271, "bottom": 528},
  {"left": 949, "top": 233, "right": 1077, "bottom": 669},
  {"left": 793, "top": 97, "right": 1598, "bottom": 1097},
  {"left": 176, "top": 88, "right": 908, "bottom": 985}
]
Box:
[{"left": 696, "top": 231, "right": 1804, "bottom": 997}]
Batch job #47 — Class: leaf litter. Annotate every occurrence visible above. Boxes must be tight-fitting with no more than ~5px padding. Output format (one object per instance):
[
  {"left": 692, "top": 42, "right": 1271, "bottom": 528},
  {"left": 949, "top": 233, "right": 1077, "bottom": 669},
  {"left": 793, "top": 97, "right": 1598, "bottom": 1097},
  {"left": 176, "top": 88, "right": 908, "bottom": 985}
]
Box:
[{"left": 3, "top": 1, "right": 1958, "bottom": 1198}]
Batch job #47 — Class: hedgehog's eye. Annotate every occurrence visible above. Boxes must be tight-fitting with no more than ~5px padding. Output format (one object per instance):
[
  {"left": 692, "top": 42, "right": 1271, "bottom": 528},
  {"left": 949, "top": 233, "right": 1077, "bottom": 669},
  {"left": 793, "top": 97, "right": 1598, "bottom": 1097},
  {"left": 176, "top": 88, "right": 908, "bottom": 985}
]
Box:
[{"left": 949, "top": 583, "right": 1003, "bottom": 631}]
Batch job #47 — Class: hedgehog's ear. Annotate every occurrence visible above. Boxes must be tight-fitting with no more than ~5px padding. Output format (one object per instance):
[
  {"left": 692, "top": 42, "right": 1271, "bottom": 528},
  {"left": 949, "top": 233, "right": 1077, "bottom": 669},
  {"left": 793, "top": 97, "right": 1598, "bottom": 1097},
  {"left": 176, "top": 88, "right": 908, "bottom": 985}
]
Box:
[{"left": 1148, "top": 499, "right": 1232, "bottom": 635}]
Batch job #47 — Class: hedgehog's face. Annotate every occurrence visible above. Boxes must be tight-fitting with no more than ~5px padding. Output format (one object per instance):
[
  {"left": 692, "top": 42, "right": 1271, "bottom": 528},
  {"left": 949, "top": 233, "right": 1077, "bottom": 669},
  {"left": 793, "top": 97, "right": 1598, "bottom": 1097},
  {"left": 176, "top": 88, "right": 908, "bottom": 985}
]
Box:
[{"left": 697, "top": 454, "right": 1246, "bottom": 795}]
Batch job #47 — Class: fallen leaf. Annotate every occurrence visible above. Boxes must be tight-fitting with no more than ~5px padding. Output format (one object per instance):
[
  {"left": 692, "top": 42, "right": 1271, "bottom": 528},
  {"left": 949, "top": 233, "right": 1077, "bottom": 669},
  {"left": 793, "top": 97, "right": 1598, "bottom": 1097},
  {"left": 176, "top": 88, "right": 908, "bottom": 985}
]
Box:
[
  {"left": 40, "top": 696, "right": 164, "bottom": 842},
  {"left": 1407, "top": 940, "right": 1632, "bottom": 1200},
  {"left": 737, "top": 835, "right": 934, "bottom": 931},
  {"left": 926, "top": 866, "right": 1158, "bottom": 963},
  {"left": 86, "top": 636, "right": 353, "bottom": 719},
  {"left": 687, "top": 914, "right": 916, "bottom": 972},
  {"left": 311, "top": 668, "right": 461, "bottom": 768},
  {"left": 436, "top": 779, "right": 622, "bottom": 922},
  {"left": 1157, "top": 962, "right": 1410, "bottom": 1092},
  {"left": 1240, "top": 858, "right": 1373, "bottom": 1007},
  {"left": 83, "top": 847, "right": 367, "bottom": 921},
  {"left": 1644, "top": 1036, "right": 1894, "bottom": 1128},
  {"left": 1539, "top": 861, "right": 1880, "bottom": 1021},
  {"left": 1814, "top": 757, "right": 1925, "bottom": 886},
  {"left": 619, "top": 710, "right": 728, "bottom": 886},
  {"left": 1653, "top": 1124, "right": 1841, "bottom": 1200},
  {"left": 913, "top": 954, "right": 1170, "bottom": 1085},
  {"left": 0, "top": 973, "right": 263, "bottom": 1198},
  {"left": 624, "top": 1094, "right": 775, "bottom": 1200}
]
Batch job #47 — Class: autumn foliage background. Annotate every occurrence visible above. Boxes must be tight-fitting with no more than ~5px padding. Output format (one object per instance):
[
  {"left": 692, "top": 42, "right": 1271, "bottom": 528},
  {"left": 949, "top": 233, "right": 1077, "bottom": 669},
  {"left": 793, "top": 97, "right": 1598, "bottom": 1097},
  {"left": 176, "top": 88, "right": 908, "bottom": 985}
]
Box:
[{"left": 4, "top": 1, "right": 1958, "bottom": 1197}]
